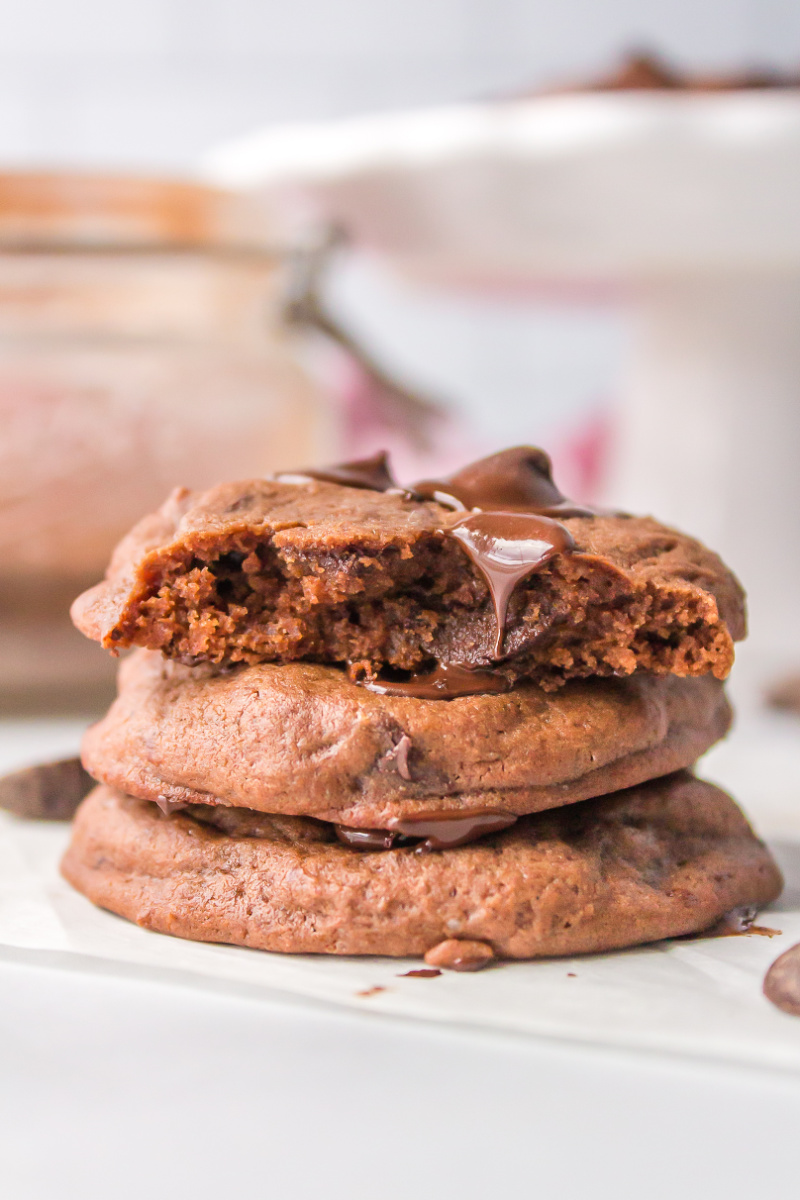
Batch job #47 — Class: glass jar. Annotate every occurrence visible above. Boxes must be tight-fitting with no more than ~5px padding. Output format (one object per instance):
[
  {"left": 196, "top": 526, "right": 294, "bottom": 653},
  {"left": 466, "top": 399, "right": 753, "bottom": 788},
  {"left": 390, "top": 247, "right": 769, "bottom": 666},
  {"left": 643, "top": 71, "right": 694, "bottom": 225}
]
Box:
[{"left": 0, "top": 172, "right": 328, "bottom": 709}]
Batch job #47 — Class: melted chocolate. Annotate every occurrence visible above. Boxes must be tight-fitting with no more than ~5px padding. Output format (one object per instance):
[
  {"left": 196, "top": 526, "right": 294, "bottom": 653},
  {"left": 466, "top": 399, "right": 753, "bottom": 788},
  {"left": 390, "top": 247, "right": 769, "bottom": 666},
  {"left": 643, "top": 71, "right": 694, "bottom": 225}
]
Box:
[
  {"left": 712, "top": 905, "right": 782, "bottom": 937},
  {"left": 334, "top": 809, "right": 516, "bottom": 853},
  {"left": 360, "top": 662, "right": 512, "bottom": 700},
  {"left": 387, "top": 809, "right": 517, "bottom": 852},
  {"left": 424, "top": 940, "right": 495, "bottom": 971},
  {"left": 277, "top": 450, "right": 398, "bottom": 493},
  {"left": 384, "top": 733, "right": 413, "bottom": 779},
  {"left": 399, "top": 968, "right": 442, "bottom": 978},
  {"left": 334, "top": 825, "right": 397, "bottom": 851},
  {"left": 156, "top": 797, "right": 188, "bottom": 816},
  {"left": 687, "top": 905, "right": 782, "bottom": 940},
  {"left": 281, "top": 445, "right": 590, "bottom": 690},
  {"left": 450, "top": 512, "right": 575, "bottom": 656},
  {"left": 414, "top": 447, "right": 594, "bottom": 518}
]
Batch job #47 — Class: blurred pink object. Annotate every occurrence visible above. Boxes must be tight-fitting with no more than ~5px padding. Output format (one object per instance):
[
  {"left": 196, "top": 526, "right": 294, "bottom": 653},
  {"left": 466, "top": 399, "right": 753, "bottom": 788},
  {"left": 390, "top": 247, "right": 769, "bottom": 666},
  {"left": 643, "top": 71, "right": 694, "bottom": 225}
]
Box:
[
  {"left": 330, "top": 351, "right": 482, "bottom": 481},
  {"left": 283, "top": 235, "right": 481, "bottom": 481},
  {"left": 549, "top": 406, "right": 614, "bottom": 506}
]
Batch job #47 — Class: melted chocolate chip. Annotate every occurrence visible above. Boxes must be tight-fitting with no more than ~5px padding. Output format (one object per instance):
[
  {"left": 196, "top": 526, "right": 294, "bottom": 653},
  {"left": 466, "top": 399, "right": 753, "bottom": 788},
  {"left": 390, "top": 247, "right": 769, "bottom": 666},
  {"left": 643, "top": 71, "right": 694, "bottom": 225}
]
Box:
[
  {"left": 360, "top": 663, "right": 512, "bottom": 700},
  {"left": 334, "top": 809, "right": 516, "bottom": 853},
  {"left": 450, "top": 512, "right": 575, "bottom": 656},
  {"left": 277, "top": 450, "right": 399, "bottom": 493},
  {"left": 281, "top": 446, "right": 590, "bottom": 684},
  {"left": 681, "top": 905, "right": 782, "bottom": 941},
  {"left": 384, "top": 733, "right": 413, "bottom": 780},
  {"left": 387, "top": 809, "right": 517, "bottom": 852},
  {"left": 700, "top": 905, "right": 782, "bottom": 939},
  {"left": 399, "top": 968, "right": 442, "bottom": 978},
  {"left": 423, "top": 938, "right": 496, "bottom": 971},
  {"left": 764, "top": 943, "right": 800, "bottom": 1016},
  {"left": 334, "top": 825, "right": 397, "bottom": 851},
  {"left": 156, "top": 797, "right": 189, "bottom": 816},
  {"left": 414, "top": 447, "right": 594, "bottom": 518}
]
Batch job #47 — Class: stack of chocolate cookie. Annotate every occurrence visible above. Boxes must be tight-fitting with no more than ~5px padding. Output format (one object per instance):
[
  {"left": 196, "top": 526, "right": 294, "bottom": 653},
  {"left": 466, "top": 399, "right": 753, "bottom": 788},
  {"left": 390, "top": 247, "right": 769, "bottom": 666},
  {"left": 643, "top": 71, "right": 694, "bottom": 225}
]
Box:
[{"left": 62, "top": 448, "right": 781, "bottom": 969}]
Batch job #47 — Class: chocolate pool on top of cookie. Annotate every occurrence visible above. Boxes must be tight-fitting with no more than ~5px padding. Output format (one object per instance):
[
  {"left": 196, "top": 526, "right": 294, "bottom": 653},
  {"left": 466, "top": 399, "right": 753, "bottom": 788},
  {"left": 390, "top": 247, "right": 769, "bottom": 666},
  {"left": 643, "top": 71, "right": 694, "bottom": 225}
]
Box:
[{"left": 71, "top": 447, "right": 745, "bottom": 692}]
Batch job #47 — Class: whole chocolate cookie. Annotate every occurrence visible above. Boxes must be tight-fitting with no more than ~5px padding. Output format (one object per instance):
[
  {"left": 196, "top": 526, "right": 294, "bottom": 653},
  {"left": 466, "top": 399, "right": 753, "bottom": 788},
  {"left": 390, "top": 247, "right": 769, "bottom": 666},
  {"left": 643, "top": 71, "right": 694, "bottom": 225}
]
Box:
[
  {"left": 82, "top": 650, "right": 731, "bottom": 826},
  {"left": 71, "top": 470, "right": 744, "bottom": 689},
  {"left": 61, "top": 774, "right": 781, "bottom": 960}
]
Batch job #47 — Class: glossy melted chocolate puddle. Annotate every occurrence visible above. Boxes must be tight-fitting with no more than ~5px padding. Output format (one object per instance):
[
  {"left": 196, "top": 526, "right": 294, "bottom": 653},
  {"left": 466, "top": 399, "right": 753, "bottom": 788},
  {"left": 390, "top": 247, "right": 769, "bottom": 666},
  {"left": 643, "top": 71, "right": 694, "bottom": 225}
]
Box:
[
  {"left": 283, "top": 446, "right": 595, "bottom": 698},
  {"left": 359, "top": 662, "right": 512, "bottom": 700},
  {"left": 166, "top": 797, "right": 517, "bottom": 854},
  {"left": 335, "top": 808, "right": 518, "bottom": 853}
]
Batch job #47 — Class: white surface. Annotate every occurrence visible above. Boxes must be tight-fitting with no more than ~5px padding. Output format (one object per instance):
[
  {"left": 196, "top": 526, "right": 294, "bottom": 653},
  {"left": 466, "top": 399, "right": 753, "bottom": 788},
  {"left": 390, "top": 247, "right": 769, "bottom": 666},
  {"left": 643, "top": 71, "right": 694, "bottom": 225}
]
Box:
[
  {"left": 1, "top": 709, "right": 799, "bottom": 1197},
  {"left": 4, "top": 0, "right": 800, "bottom": 170},
  {"left": 608, "top": 274, "right": 800, "bottom": 660},
  {"left": 2, "top": 954, "right": 800, "bottom": 1200},
  {"left": 206, "top": 92, "right": 800, "bottom": 279}
]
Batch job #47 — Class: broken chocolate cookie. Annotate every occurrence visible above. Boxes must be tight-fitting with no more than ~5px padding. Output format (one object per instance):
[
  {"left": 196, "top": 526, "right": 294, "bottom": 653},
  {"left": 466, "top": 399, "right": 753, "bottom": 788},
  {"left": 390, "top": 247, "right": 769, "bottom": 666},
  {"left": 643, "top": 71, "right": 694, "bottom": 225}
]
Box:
[{"left": 71, "top": 448, "right": 745, "bottom": 690}]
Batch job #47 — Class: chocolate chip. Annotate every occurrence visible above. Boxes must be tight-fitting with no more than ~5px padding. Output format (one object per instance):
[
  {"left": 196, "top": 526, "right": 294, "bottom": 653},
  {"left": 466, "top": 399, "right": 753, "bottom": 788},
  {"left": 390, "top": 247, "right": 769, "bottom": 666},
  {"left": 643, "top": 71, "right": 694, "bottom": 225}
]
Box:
[
  {"left": 0, "top": 757, "right": 95, "bottom": 820},
  {"left": 423, "top": 938, "right": 495, "bottom": 971}
]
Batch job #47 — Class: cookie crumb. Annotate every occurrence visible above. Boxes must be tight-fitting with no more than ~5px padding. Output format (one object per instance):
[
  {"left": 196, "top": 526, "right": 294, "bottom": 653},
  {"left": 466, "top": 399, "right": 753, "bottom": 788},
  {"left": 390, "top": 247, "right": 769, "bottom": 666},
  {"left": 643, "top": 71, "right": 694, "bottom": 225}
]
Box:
[{"left": 424, "top": 938, "right": 495, "bottom": 972}]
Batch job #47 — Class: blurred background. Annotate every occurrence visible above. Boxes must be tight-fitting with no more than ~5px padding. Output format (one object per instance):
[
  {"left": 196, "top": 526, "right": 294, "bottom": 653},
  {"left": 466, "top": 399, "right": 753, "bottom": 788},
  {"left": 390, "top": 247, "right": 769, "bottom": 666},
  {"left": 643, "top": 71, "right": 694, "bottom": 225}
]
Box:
[{"left": 2, "top": 0, "right": 800, "bottom": 712}]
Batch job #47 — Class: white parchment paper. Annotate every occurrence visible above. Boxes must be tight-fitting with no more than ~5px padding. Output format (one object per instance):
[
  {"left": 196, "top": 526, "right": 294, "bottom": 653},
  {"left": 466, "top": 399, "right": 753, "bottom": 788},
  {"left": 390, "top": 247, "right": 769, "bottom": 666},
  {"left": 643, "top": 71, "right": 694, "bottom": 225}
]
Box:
[
  {"left": 2, "top": 808, "right": 800, "bottom": 1073},
  {"left": 2, "top": 694, "right": 800, "bottom": 1072}
]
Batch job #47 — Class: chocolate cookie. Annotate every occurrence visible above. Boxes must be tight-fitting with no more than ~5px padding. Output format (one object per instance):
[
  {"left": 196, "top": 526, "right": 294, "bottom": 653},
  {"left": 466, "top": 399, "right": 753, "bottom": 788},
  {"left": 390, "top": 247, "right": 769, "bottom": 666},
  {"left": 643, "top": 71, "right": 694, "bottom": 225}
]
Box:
[
  {"left": 71, "top": 469, "right": 744, "bottom": 689},
  {"left": 82, "top": 650, "right": 731, "bottom": 826},
  {"left": 61, "top": 774, "right": 781, "bottom": 960}
]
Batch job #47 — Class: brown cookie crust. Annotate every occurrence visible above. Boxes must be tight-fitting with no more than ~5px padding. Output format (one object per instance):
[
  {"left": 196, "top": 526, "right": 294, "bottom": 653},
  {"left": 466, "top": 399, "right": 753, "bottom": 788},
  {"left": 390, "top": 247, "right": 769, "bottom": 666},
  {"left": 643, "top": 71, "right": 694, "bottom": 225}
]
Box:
[
  {"left": 61, "top": 775, "right": 782, "bottom": 960},
  {"left": 82, "top": 650, "right": 732, "bottom": 826},
  {"left": 70, "top": 478, "right": 744, "bottom": 689}
]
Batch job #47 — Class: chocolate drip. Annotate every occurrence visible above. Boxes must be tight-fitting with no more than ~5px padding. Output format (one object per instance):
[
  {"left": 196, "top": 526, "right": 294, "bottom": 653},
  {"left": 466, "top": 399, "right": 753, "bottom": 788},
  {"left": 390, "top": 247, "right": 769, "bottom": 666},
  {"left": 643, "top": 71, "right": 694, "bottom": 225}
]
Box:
[
  {"left": 683, "top": 904, "right": 782, "bottom": 940},
  {"left": 450, "top": 512, "right": 575, "bottom": 656},
  {"left": 399, "top": 968, "right": 441, "bottom": 978},
  {"left": 705, "top": 905, "right": 781, "bottom": 938},
  {"left": 280, "top": 445, "right": 589, "bottom": 689},
  {"left": 414, "top": 448, "right": 585, "bottom": 663},
  {"left": 334, "top": 825, "right": 397, "bottom": 850},
  {"left": 387, "top": 809, "right": 517, "bottom": 851},
  {"left": 360, "top": 663, "right": 512, "bottom": 700},
  {"left": 277, "top": 450, "right": 399, "bottom": 493},
  {"left": 414, "top": 446, "right": 594, "bottom": 518}
]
